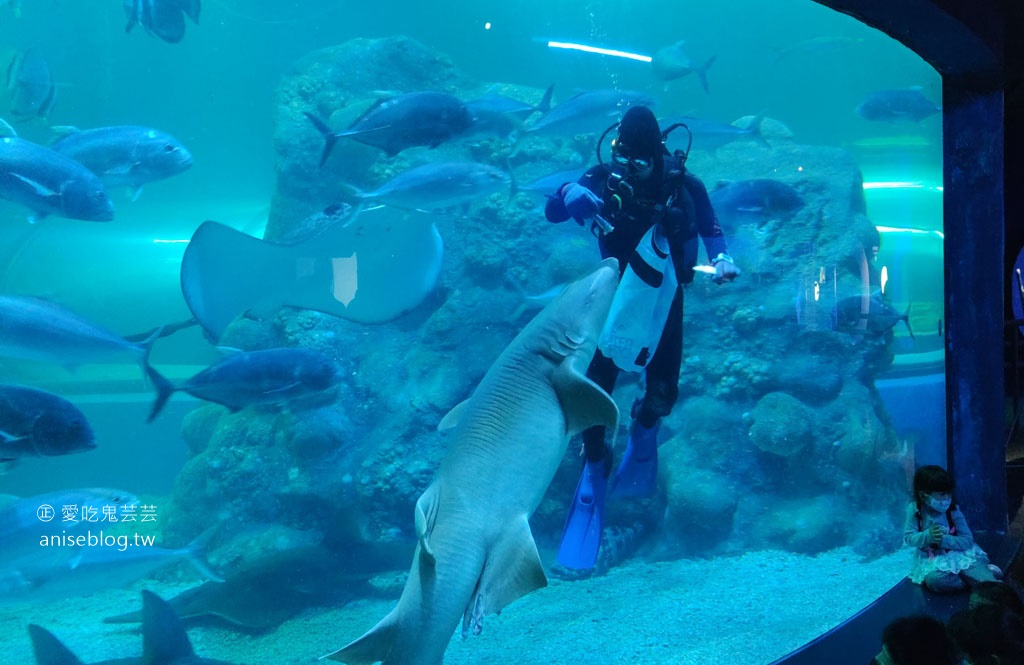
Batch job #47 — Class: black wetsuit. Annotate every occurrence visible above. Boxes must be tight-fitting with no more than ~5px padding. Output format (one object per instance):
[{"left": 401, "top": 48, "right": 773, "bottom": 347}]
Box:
[{"left": 545, "top": 158, "right": 727, "bottom": 468}]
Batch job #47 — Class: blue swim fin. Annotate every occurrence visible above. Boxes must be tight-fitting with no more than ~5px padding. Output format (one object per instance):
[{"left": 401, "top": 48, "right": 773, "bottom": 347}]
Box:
[
  {"left": 556, "top": 458, "right": 609, "bottom": 570},
  {"left": 612, "top": 421, "right": 660, "bottom": 497}
]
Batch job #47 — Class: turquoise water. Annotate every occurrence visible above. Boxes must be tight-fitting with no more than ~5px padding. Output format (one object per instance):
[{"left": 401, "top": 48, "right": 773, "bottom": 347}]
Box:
[{"left": 0, "top": 2, "right": 943, "bottom": 664}]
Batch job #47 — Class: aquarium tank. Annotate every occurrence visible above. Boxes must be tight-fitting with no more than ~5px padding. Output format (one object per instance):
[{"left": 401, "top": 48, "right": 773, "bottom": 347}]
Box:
[{"left": 0, "top": 1, "right": 944, "bottom": 663}]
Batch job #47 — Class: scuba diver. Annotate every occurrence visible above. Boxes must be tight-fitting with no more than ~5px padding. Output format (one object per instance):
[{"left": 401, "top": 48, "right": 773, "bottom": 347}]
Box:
[{"left": 544, "top": 105, "right": 740, "bottom": 570}]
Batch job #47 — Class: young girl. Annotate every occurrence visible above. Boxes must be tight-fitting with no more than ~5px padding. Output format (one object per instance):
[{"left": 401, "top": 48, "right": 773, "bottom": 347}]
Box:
[{"left": 905, "top": 465, "right": 1000, "bottom": 593}]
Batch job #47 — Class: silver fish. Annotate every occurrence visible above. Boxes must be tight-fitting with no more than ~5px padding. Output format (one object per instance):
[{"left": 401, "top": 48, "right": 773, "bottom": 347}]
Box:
[
  {"left": 650, "top": 41, "right": 716, "bottom": 93},
  {"left": 0, "top": 295, "right": 157, "bottom": 370},
  {"left": 356, "top": 161, "right": 511, "bottom": 211},
  {"left": 523, "top": 89, "right": 655, "bottom": 138}
]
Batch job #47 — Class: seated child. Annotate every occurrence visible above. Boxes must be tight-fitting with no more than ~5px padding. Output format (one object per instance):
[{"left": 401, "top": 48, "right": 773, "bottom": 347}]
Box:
[{"left": 904, "top": 465, "right": 999, "bottom": 593}]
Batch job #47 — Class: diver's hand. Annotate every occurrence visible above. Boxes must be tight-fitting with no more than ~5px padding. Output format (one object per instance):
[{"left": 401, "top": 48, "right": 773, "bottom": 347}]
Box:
[
  {"left": 712, "top": 257, "right": 741, "bottom": 284},
  {"left": 927, "top": 524, "right": 944, "bottom": 547},
  {"left": 561, "top": 183, "right": 603, "bottom": 226}
]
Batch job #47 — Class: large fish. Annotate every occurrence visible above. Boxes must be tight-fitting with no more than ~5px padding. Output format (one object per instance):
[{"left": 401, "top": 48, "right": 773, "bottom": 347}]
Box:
[
  {"left": 124, "top": 0, "right": 201, "bottom": 44},
  {"left": 324, "top": 259, "right": 620, "bottom": 665},
  {"left": 5, "top": 49, "right": 55, "bottom": 121},
  {"left": 661, "top": 114, "right": 768, "bottom": 152},
  {"left": 650, "top": 41, "right": 716, "bottom": 93},
  {"left": 147, "top": 347, "right": 343, "bottom": 421},
  {"left": 354, "top": 161, "right": 511, "bottom": 211},
  {"left": 1, "top": 530, "right": 220, "bottom": 604},
  {"left": 0, "top": 136, "right": 114, "bottom": 221},
  {"left": 708, "top": 178, "right": 804, "bottom": 226},
  {"left": 305, "top": 91, "right": 473, "bottom": 162},
  {"left": 180, "top": 207, "right": 444, "bottom": 341},
  {"left": 832, "top": 291, "right": 914, "bottom": 338},
  {"left": 0, "top": 295, "right": 157, "bottom": 370},
  {"left": 0, "top": 487, "right": 138, "bottom": 567},
  {"left": 51, "top": 125, "right": 193, "bottom": 200},
  {"left": 522, "top": 89, "right": 655, "bottom": 138},
  {"left": 0, "top": 384, "right": 95, "bottom": 463},
  {"left": 29, "top": 590, "right": 237, "bottom": 664},
  {"left": 856, "top": 87, "right": 941, "bottom": 123},
  {"left": 463, "top": 84, "right": 554, "bottom": 139}
]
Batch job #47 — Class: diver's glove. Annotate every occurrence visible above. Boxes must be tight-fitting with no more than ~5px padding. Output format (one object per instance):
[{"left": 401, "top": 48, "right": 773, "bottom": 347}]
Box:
[
  {"left": 710, "top": 253, "right": 741, "bottom": 284},
  {"left": 561, "top": 183, "right": 603, "bottom": 226}
]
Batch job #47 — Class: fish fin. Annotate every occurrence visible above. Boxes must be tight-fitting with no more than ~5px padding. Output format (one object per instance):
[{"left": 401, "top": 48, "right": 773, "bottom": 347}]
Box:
[
  {"left": 902, "top": 302, "right": 915, "bottom": 339},
  {"left": 103, "top": 162, "right": 138, "bottom": 176},
  {"left": 140, "top": 590, "right": 197, "bottom": 663},
  {"left": 10, "top": 172, "right": 58, "bottom": 198},
  {"left": 145, "top": 363, "right": 176, "bottom": 423},
  {"left": 437, "top": 398, "right": 470, "bottom": 431},
  {"left": 462, "top": 516, "right": 546, "bottom": 638},
  {"left": 262, "top": 382, "right": 301, "bottom": 395},
  {"left": 535, "top": 83, "right": 554, "bottom": 115},
  {"left": 552, "top": 356, "right": 618, "bottom": 436},
  {"left": 215, "top": 346, "right": 244, "bottom": 355},
  {"left": 28, "top": 624, "right": 88, "bottom": 665},
  {"left": 0, "top": 117, "right": 16, "bottom": 138},
  {"left": 0, "top": 460, "right": 16, "bottom": 474},
  {"left": 414, "top": 484, "right": 441, "bottom": 563},
  {"left": 0, "top": 428, "right": 25, "bottom": 444},
  {"left": 322, "top": 612, "right": 399, "bottom": 664},
  {"left": 130, "top": 186, "right": 143, "bottom": 202}
]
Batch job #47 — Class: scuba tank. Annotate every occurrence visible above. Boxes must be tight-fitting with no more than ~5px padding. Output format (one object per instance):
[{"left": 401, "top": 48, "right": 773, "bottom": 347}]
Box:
[{"left": 598, "top": 223, "right": 678, "bottom": 372}]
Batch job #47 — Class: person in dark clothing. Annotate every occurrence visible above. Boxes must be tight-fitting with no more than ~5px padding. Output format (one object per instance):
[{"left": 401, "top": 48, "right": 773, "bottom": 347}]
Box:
[{"left": 544, "top": 105, "right": 739, "bottom": 570}]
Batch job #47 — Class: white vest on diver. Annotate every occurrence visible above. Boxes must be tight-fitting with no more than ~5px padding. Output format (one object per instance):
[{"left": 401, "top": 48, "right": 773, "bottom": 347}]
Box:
[{"left": 598, "top": 224, "right": 678, "bottom": 372}]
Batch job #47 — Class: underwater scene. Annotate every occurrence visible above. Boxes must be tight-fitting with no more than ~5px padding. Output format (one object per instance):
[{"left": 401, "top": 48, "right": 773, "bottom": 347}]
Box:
[{"left": 0, "top": 1, "right": 944, "bottom": 663}]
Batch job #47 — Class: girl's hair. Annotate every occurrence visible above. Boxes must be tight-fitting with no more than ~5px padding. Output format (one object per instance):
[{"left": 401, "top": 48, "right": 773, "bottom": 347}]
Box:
[
  {"left": 913, "top": 465, "right": 955, "bottom": 500},
  {"left": 912, "top": 465, "right": 957, "bottom": 536}
]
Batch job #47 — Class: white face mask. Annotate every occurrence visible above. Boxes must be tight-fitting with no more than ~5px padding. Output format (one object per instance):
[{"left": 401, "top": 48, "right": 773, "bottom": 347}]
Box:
[{"left": 927, "top": 496, "right": 952, "bottom": 512}]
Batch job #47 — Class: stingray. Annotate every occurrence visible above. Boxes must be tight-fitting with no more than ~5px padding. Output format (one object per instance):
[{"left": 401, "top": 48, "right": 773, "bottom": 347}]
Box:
[
  {"left": 180, "top": 205, "right": 444, "bottom": 342},
  {"left": 103, "top": 543, "right": 414, "bottom": 632}
]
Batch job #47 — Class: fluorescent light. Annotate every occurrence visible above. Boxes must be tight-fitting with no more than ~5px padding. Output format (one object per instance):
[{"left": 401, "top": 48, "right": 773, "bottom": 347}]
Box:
[
  {"left": 547, "top": 41, "right": 652, "bottom": 62},
  {"left": 153, "top": 239, "right": 189, "bottom": 244}
]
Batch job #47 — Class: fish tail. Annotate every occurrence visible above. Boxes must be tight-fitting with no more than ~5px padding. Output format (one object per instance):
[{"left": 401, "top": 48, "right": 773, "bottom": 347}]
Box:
[
  {"left": 504, "top": 157, "right": 518, "bottom": 201},
  {"left": 749, "top": 114, "right": 771, "bottom": 148},
  {"left": 902, "top": 302, "right": 915, "bottom": 340},
  {"left": 145, "top": 364, "right": 176, "bottom": 423},
  {"left": 535, "top": 83, "right": 555, "bottom": 115},
  {"left": 696, "top": 55, "right": 717, "bottom": 94},
  {"left": 304, "top": 112, "right": 340, "bottom": 168}
]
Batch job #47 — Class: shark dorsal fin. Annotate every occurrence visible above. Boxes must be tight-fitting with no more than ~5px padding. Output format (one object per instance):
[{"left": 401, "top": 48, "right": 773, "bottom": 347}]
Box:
[
  {"left": 141, "top": 589, "right": 196, "bottom": 663},
  {"left": 27, "top": 625, "right": 86, "bottom": 665}
]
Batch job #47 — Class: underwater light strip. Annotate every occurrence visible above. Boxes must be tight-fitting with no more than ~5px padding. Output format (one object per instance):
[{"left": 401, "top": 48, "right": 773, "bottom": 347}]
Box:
[
  {"left": 547, "top": 41, "right": 652, "bottom": 62},
  {"left": 863, "top": 181, "right": 925, "bottom": 189},
  {"left": 153, "top": 239, "right": 190, "bottom": 244}
]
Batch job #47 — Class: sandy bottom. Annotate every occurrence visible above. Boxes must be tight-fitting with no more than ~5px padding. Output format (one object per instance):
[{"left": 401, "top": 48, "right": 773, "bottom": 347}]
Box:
[{"left": 0, "top": 547, "right": 909, "bottom": 665}]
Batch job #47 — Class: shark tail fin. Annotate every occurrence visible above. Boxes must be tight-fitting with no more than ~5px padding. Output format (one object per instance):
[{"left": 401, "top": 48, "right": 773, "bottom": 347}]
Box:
[
  {"left": 323, "top": 613, "right": 399, "bottom": 664},
  {"left": 28, "top": 625, "right": 87, "bottom": 665}
]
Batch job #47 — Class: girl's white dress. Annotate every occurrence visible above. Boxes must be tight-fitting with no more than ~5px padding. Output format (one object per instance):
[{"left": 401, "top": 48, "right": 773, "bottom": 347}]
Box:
[{"left": 902, "top": 501, "right": 990, "bottom": 583}]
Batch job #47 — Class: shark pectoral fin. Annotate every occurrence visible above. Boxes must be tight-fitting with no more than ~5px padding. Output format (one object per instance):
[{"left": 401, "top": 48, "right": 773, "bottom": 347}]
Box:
[
  {"left": 414, "top": 484, "right": 441, "bottom": 563},
  {"left": 437, "top": 398, "right": 470, "bottom": 431},
  {"left": 551, "top": 358, "right": 619, "bottom": 436},
  {"left": 323, "top": 612, "right": 398, "bottom": 664},
  {"left": 462, "top": 516, "right": 547, "bottom": 638}
]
